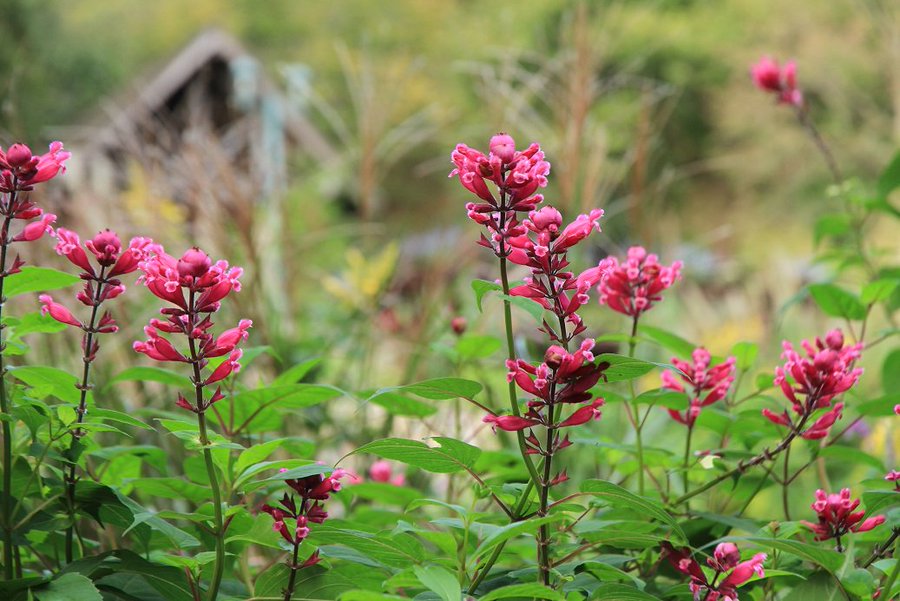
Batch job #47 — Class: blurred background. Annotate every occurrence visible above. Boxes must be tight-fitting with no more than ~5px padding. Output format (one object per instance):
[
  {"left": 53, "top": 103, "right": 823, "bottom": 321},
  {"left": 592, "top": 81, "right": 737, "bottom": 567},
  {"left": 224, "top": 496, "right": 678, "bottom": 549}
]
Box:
[{"left": 1, "top": 0, "right": 897, "bottom": 509}]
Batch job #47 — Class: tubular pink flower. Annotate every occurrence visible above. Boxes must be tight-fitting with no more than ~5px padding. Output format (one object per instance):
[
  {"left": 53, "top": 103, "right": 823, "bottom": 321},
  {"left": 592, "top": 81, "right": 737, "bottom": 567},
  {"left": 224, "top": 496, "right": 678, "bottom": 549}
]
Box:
[
  {"left": 596, "top": 247, "right": 682, "bottom": 317},
  {"left": 663, "top": 348, "right": 735, "bottom": 427},
  {"left": 13, "top": 213, "right": 56, "bottom": 242},
  {"left": 205, "top": 348, "right": 243, "bottom": 385},
  {"left": 720, "top": 553, "right": 767, "bottom": 587},
  {"left": 0, "top": 141, "right": 70, "bottom": 191},
  {"left": 39, "top": 294, "right": 81, "bottom": 328},
  {"left": 801, "top": 488, "right": 885, "bottom": 542},
  {"left": 751, "top": 56, "right": 803, "bottom": 107},
  {"left": 765, "top": 329, "right": 861, "bottom": 438}
]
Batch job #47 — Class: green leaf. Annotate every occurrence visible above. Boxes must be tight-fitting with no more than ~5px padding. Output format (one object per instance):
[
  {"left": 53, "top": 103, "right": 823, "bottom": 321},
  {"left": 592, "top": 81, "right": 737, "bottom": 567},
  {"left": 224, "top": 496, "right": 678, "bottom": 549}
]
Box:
[
  {"left": 579, "top": 480, "right": 686, "bottom": 541},
  {"left": 263, "top": 463, "right": 332, "bottom": 483},
  {"left": 309, "top": 525, "right": 424, "bottom": 569},
  {"left": 479, "top": 583, "right": 564, "bottom": 601},
  {"left": 639, "top": 325, "right": 694, "bottom": 357},
  {"left": 255, "top": 564, "right": 364, "bottom": 599},
  {"left": 234, "top": 437, "right": 312, "bottom": 475},
  {"left": 781, "top": 571, "right": 841, "bottom": 601},
  {"left": 590, "top": 584, "right": 663, "bottom": 600},
  {"left": 413, "top": 565, "right": 460, "bottom": 601},
  {"left": 273, "top": 357, "right": 321, "bottom": 385},
  {"left": 736, "top": 537, "right": 843, "bottom": 573},
  {"left": 107, "top": 366, "right": 190, "bottom": 388},
  {"left": 814, "top": 214, "right": 853, "bottom": 245},
  {"left": 862, "top": 490, "right": 899, "bottom": 520},
  {"left": 111, "top": 488, "right": 201, "bottom": 549},
  {"left": 730, "top": 341, "right": 758, "bottom": 371},
  {"left": 33, "top": 573, "right": 102, "bottom": 601},
  {"left": 370, "top": 392, "right": 437, "bottom": 417},
  {"left": 818, "top": 446, "right": 884, "bottom": 471},
  {"left": 861, "top": 279, "right": 899, "bottom": 305},
  {"left": 498, "top": 293, "right": 544, "bottom": 322},
  {"left": 456, "top": 334, "right": 501, "bottom": 360},
  {"left": 9, "top": 365, "right": 85, "bottom": 404},
  {"left": 471, "top": 279, "right": 502, "bottom": 312},
  {"left": 807, "top": 283, "right": 867, "bottom": 320},
  {"left": 632, "top": 389, "right": 688, "bottom": 410},
  {"left": 883, "top": 350, "right": 900, "bottom": 396},
  {"left": 472, "top": 515, "right": 561, "bottom": 560},
  {"left": 370, "top": 378, "right": 482, "bottom": 402},
  {"left": 877, "top": 150, "right": 900, "bottom": 199},
  {"left": 352, "top": 437, "right": 480, "bottom": 474},
  {"left": 595, "top": 354, "right": 657, "bottom": 383},
  {"left": 4, "top": 266, "right": 80, "bottom": 298},
  {"left": 89, "top": 408, "right": 154, "bottom": 431}
]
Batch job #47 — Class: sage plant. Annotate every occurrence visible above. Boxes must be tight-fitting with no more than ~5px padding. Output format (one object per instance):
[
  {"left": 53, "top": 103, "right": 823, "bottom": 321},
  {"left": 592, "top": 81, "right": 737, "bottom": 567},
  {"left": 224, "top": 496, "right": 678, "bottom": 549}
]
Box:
[
  {"left": 41, "top": 228, "right": 158, "bottom": 562},
  {"left": 134, "top": 246, "right": 250, "bottom": 601},
  {"left": 0, "top": 141, "right": 68, "bottom": 578}
]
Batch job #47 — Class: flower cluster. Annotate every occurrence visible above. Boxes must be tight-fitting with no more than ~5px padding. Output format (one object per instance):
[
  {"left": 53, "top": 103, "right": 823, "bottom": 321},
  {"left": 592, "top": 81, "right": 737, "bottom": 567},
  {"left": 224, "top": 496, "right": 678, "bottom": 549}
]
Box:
[
  {"left": 507, "top": 206, "right": 605, "bottom": 342},
  {"left": 801, "top": 489, "right": 885, "bottom": 543},
  {"left": 369, "top": 460, "right": 405, "bottom": 486},
  {"left": 41, "top": 229, "right": 159, "bottom": 337},
  {"left": 661, "top": 348, "right": 736, "bottom": 427},
  {"left": 596, "top": 246, "right": 682, "bottom": 318},
  {"left": 762, "top": 329, "right": 862, "bottom": 440},
  {"left": 662, "top": 541, "right": 766, "bottom": 601},
  {"left": 261, "top": 469, "right": 347, "bottom": 568},
  {"left": 0, "top": 143, "right": 70, "bottom": 267},
  {"left": 0, "top": 142, "right": 70, "bottom": 193},
  {"left": 133, "top": 247, "right": 250, "bottom": 412},
  {"left": 450, "top": 134, "right": 550, "bottom": 256},
  {"left": 485, "top": 341, "right": 606, "bottom": 483},
  {"left": 750, "top": 56, "right": 803, "bottom": 108}
]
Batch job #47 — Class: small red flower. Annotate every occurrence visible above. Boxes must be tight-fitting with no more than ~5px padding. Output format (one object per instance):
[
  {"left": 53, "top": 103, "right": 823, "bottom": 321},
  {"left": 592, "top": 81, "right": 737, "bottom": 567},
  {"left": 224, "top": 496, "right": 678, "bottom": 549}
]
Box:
[
  {"left": 800, "top": 488, "right": 885, "bottom": 542},
  {"left": 596, "top": 246, "right": 682, "bottom": 318},
  {"left": 750, "top": 56, "right": 803, "bottom": 107},
  {"left": 662, "top": 348, "right": 735, "bottom": 427}
]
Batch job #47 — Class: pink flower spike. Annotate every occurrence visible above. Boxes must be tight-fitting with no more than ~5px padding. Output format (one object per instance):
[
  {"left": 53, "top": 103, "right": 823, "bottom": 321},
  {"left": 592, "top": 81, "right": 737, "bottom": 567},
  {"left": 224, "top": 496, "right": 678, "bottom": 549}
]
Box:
[{"left": 39, "top": 295, "right": 81, "bottom": 328}]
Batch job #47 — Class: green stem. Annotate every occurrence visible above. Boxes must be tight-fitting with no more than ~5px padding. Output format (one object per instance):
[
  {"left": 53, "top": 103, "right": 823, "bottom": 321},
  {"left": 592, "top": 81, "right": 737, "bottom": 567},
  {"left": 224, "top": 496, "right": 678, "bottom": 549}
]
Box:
[
  {"left": 682, "top": 425, "right": 693, "bottom": 511},
  {"left": 64, "top": 265, "right": 108, "bottom": 564},
  {"left": 198, "top": 412, "right": 225, "bottom": 601},
  {"left": 626, "top": 315, "right": 645, "bottom": 495},
  {"left": 187, "top": 298, "right": 225, "bottom": 601},
  {"left": 282, "top": 540, "right": 301, "bottom": 601},
  {"left": 882, "top": 537, "right": 900, "bottom": 599},
  {"left": 498, "top": 257, "right": 542, "bottom": 491},
  {"left": 781, "top": 445, "right": 792, "bottom": 521},
  {"left": 0, "top": 210, "right": 15, "bottom": 579}
]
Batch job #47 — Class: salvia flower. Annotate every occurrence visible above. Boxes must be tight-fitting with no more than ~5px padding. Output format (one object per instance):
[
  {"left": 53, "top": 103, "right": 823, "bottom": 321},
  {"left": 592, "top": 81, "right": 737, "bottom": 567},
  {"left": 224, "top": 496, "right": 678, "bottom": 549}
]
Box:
[
  {"left": 801, "top": 488, "right": 885, "bottom": 543},
  {"left": 134, "top": 246, "right": 250, "bottom": 412},
  {"left": 0, "top": 141, "right": 71, "bottom": 192},
  {"left": 662, "top": 348, "right": 736, "bottom": 427},
  {"left": 485, "top": 341, "right": 607, "bottom": 483},
  {"left": 450, "top": 133, "right": 550, "bottom": 257},
  {"left": 369, "top": 460, "right": 405, "bottom": 486},
  {"left": 662, "top": 541, "right": 766, "bottom": 601},
  {"left": 750, "top": 56, "right": 803, "bottom": 108},
  {"left": 762, "top": 329, "right": 862, "bottom": 440},
  {"left": 42, "top": 229, "right": 159, "bottom": 362},
  {"left": 886, "top": 470, "right": 899, "bottom": 491},
  {"left": 506, "top": 207, "right": 605, "bottom": 341},
  {"left": 596, "top": 246, "right": 682, "bottom": 318},
  {"left": 261, "top": 469, "right": 347, "bottom": 570}
]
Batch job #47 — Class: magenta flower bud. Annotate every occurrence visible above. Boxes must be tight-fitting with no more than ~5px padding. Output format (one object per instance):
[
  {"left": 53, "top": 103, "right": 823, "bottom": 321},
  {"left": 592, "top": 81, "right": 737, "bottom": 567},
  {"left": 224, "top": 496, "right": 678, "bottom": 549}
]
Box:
[
  {"left": 489, "top": 133, "right": 516, "bottom": 163},
  {"left": 711, "top": 542, "right": 741, "bottom": 571},
  {"left": 825, "top": 329, "right": 844, "bottom": 350},
  {"left": 177, "top": 247, "right": 212, "bottom": 279},
  {"left": 5, "top": 144, "right": 32, "bottom": 168},
  {"left": 450, "top": 316, "right": 467, "bottom": 336},
  {"left": 86, "top": 230, "right": 122, "bottom": 266},
  {"left": 14, "top": 213, "right": 56, "bottom": 242},
  {"left": 39, "top": 295, "right": 82, "bottom": 328}
]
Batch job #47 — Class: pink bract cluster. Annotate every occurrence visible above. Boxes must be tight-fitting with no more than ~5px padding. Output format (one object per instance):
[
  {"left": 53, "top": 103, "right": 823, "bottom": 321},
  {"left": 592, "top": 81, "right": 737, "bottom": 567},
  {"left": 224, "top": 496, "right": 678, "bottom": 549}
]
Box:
[
  {"left": 0, "top": 142, "right": 70, "bottom": 192},
  {"left": 801, "top": 489, "right": 884, "bottom": 542},
  {"left": 486, "top": 341, "right": 607, "bottom": 484},
  {"left": 751, "top": 56, "right": 803, "bottom": 108},
  {"left": 507, "top": 206, "right": 605, "bottom": 342},
  {"left": 596, "top": 246, "right": 682, "bottom": 318},
  {"left": 450, "top": 134, "right": 550, "bottom": 257},
  {"left": 133, "top": 247, "right": 251, "bottom": 412},
  {"left": 261, "top": 469, "right": 347, "bottom": 569},
  {"left": 762, "top": 329, "right": 862, "bottom": 440},
  {"left": 662, "top": 348, "right": 736, "bottom": 427},
  {"left": 663, "top": 541, "right": 766, "bottom": 601},
  {"left": 41, "top": 229, "right": 159, "bottom": 338}
]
